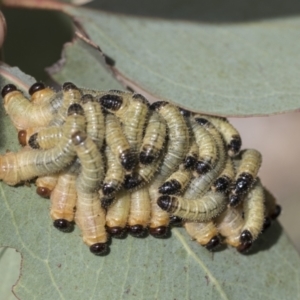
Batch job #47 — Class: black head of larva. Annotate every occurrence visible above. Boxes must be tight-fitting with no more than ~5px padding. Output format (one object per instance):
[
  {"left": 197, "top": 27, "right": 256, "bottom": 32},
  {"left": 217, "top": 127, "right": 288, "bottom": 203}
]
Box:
[
  {"left": 120, "top": 150, "right": 137, "bottom": 171},
  {"left": 139, "top": 150, "right": 156, "bottom": 165},
  {"left": 128, "top": 225, "right": 148, "bottom": 237},
  {"left": 214, "top": 176, "right": 231, "bottom": 193},
  {"left": 179, "top": 108, "right": 191, "bottom": 118},
  {"left": 90, "top": 243, "right": 109, "bottom": 256},
  {"left": 81, "top": 94, "right": 94, "bottom": 104},
  {"left": 194, "top": 117, "right": 209, "bottom": 126},
  {"left": 157, "top": 195, "right": 173, "bottom": 212},
  {"left": 99, "top": 94, "right": 123, "bottom": 111},
  {"left": 150, "top": 101, "right": 168, "bottom": 110},
  {"left": 101, "top": 196, "right": 115, "bottom": 209},
  {"left": 169, "top": 215, "right": 183, "bottom": 227},
  {"left": 149, "top": 226, "right": 169, "bottom": 238},
  {"left": 159, "top": 179, "right": 181, "bottom": 195},
  {"left": 102, "top": 183, "right": 116, "bottom": 196},
  {"left": 63, "top": 82, "right": 78, "bottom": 91},
  {"left": 234, "top": 173, "right": 253, "bottom": 194},
  {"left": 71, "top": 131, "right": 87, "bottom": 146},
  {"left": 237, "top": 230, "right": 253, "bottom": 253},
  {"left": 229, "top": 135, "right": 242, "bottom": 155},
  {"left": 262, "top": 217, "right": 272, "bottom": 232},
  {"left": 106, "top": 226, "right": 127, "bottom": 238},
  {"left": 123, "top": 174, "right": 143, "bottom": 190},
  {"left": 228, "top": 194, "right": 241, "bottom": 207},
  {"left": 2, "top": 84, "right": 17, "bottom": 98},
  {"left": 195, "top": 160, "right": 211, "bottom": 175},
  {"left": 67, "top": 103, "right": 84, "bottom": 116},
  {"left": 28, "top": 133, "right": 40, "bottom": 149},
  {"left": 53, "top": 219, "right": 73, "bottom": 232},
  {"left": 184, "top": 156, "right": 197, "bottom": 169},
  {"left": 28, "top": 82, "right": 45, "bottom": 96},
  {"left": 271, "top": 205, "right": 282, "bottom": 220},
  {"left": 205, "top": 236, "right": 221, "bottom": 251}
]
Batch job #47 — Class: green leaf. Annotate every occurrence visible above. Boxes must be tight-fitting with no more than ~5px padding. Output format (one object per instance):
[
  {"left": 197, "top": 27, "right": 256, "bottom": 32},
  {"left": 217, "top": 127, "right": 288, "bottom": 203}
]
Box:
[{"left": 0, "top": 63, "right": 300, "bottom": 300}]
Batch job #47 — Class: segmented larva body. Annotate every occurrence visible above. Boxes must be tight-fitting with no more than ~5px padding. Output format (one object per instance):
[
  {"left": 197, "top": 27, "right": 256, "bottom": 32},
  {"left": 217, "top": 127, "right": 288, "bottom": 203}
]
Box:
[
  {"left": 139, "top": 110, "right": 167, "bottom": 165},
  {"left": 184, "top": 140, "right": 198, "bottom": 169},
  {"left": 106, "top": 191, "right": 131, "bottom": 236},
  {"left": 28, "top": 126, "right": 62, "bottom": 149},
  {"left": 35, "top": 174, "right": 59, "bottom": 198},
  {"left": 72, "top": 131, "right": 107, "bottom": 255},
  {"left": 29, "top": 82, "right": 56, "bottom": 105},
  {"left": 2, "top": 84, "right": 62, "bottom": 130},
  {"left": 105, "top": 113, "right": 136, "bottom": 171},
  {"left": 0, "top": 104, "right": 86, "bottom": 185},
  {"left": 100, "top": 91, "right": 149, "bottom": 153},
  {"left": 184, "top": 221, "right": 220, "bottom": 250}
]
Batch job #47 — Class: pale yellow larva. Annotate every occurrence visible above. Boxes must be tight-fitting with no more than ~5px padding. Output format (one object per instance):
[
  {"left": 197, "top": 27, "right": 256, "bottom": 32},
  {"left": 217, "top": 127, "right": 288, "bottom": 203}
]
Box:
[
  {"left": 128, "top": 185, "right": 151, "bottom": 236},
  {"left": 28, "top": 126, "right": 62, "bottom": 149},
  {"left": 184, "top": 221, "right": 220, "bottom": 250},
  {"left": 72, "top": 131, "right": 107, "bottom": 255},
  {"left": 157, "top": 190, "right": 227, "bottom": 222},
  {"left": 28, "top": 82, "right": 56, "bottom": 105},
  {"left": 35, "top": 174, "right": 59, "bottom": 198},
  {"left": 105, "top": 113, "right": 136, "bottom": 171},
  {"left": 0, "top": 104, "right": 86, "bottom": 185},
  {"left": 204, "top": 116, "right": 242, "bottom": 157},
  {"left": 183, "top": 139, "right": 198, "bottom": 169},
  {"left": 81, "top": 94, "right": 105, "bottom": 150},
  {"left": 139, "top": 110, "right": 167, "bottom": 165},
  {"left": 229, "top": 149, "right": 262, "bottom": 207},
  {"left": 2, "top": 84, "right": 62, "bottom": 130},
  {"left": 100, "top": 91, "right": 149, "bottom": 153},
  {"left": 106, "top": 191, "right": 131, "bottom": 237}
]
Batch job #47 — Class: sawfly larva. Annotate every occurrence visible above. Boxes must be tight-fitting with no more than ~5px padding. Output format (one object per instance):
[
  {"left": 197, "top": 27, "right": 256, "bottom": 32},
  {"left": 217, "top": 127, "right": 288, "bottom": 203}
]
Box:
[
  {"left": 35, "top": 174, "right": 59, "bottom": 198},
  {"left": 28, "top": 126, "right": 62, "bottom": 149}
]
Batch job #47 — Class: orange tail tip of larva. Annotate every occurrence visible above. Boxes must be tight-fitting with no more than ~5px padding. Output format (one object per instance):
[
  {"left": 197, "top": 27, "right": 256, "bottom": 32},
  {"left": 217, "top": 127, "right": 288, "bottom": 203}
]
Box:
[
  {"left": 2, "top": 84, "right": 17, "bottom": 98},
  {"left": 53, "top": 219, "right": 74, "bottom": 232},
  {"left": 36, "top": 186, "right": 52, "bottom": 198},
  {"left": 28, "top": 82, "right": 45, "bottom": 96},
  {"left": 18, "top": 130, "right": 27, "bottom": 146},
  {"left": 71, "top": 131, "right": 87, "bottom": 146},
  {"left": 89, "top": 243, "right": 109, "bottom": 256}
]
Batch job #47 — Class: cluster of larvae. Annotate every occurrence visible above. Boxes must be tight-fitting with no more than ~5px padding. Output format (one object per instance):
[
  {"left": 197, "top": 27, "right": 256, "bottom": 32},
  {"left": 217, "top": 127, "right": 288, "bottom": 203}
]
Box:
[{"left": 0, "top": 82, "right": 281, "bottom": 255}]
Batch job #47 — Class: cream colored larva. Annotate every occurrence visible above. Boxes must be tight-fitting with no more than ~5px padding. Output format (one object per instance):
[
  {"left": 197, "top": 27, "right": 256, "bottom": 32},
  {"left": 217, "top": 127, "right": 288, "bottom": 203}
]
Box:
[
  {"left": 35, "top": 174, "right": 59, "bottom": 198},
  {"left": 105, "top": 113, "right": 136, "bottom": 172},
  {"left": 184, "top": 221, "right": 220, "bottom": 250},
  {"left": 106, "top": 191, "right": 131, "bottom": 237},
  {"left": 72, "top": 131, "right": 107, "bottom": 255},
  {"left": 2, "top": 83, "right": 62, "bottom": 130},
  {"left": 28, "top": 126, "right": 62, "bottom": 149},
  {"left": 0, "top": 104, "right": 86, "bottom": 185},
  {"left": 203, "top": 116, "right": 242, "bottom": 157},
  {"left": 100, "top": 91, "right": 149, "bottom": 153}
]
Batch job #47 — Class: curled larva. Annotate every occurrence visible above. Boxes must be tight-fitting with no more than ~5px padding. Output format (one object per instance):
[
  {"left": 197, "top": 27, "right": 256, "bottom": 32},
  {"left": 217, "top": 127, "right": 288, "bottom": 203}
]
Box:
[
  {"left": 139, "top": 110, "right": 167, "bottom": 165},
  {"left": 100, "top": 91, "right": 149, "bottom": 152},
  {"left": 105, "top": 113, "right": 136, "bottom": 171},
  {"left": 28, "top": 82, "right": 56, "bottom": 105},
  {"left": 128, "top": 185, "right": 151, "bottom": 236},
  {"left": 0, "top": 104, "right": 86, "bottom": 185},
  {"left": 72, "top": 131, "right": 107, "bottom": 255},
  {"left": 102, "top": 145, "right": 125, "bottom": 198},
  {"left": 203, "top": 116, "right": 242, "bottom": 157},
  {"left": 35, "top": 174, "right": 59, "bottom": 198},
  {"left": 81, "top": 94, "right": 105, "bottom": 150},
  {"left": 189, "top": 116, "right": 219, "bottom": 174},
  {"left": 49, "top": 82, "right": 82, "bottom": 126},
  {"left": 239, "top": 179, "right": 266, "bottom": 251},
  {"left": 184, "top": 221, "right": 220, "bottom": 250},
  {"left": 157, "top": 191, "right": 227, "bottom": 222},
  {"left": 106, "top": 191, "right": 131, "bottom": 237},
  {"left": 229, "top": 149, "right": 262, "bottom": 207},
  {"left": 28, "top": 126, "right": 62, "bottom": 149},
  {"left": 1, "top": 83, "right": 62, "bottom": 130}
]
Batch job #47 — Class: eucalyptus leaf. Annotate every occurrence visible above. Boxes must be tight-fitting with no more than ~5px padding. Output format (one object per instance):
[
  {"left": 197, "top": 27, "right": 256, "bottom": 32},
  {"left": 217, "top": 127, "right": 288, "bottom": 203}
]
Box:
[{"left": 0, "top": 65, "right": 299, "bottom": 300}]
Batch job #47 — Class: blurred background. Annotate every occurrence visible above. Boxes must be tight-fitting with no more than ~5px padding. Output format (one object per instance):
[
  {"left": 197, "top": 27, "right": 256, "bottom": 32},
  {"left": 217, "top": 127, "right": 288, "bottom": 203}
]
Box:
[{"left": 1, "top": 2, "right": 300, "bottom": 298}]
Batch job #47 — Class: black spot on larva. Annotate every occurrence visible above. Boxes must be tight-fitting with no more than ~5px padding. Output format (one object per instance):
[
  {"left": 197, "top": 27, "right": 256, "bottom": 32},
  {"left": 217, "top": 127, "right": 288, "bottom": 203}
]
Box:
[
  {"left": 271, "top": 205, "right": 281, "bottom": 220},
  {"left": 149, "top": 226, "right": 169, "bottom": 238},
  {"left": 128, "top": 225, "right": 148, "bottom": 237},
  {"left": 123, "top": 174, "right": 143, "bottom": 190},
  {"left": 195, "top": 161, "right": 211, "bottom": 174},
  {"left": 81, "top": 94, "right": 94, "bottom": 104},
  {"left": 214, "top": 176, "right": 231, "bottom": 193},
  {"left": 36, "top": 186, "right": 51, "bottom": 198},
  {"left": 63, "top": 82, "right": 78, "bottom": 91},
  {"left": 205, "top": 236, "right": 220, "bottom": 251},
  {"left": 53, "top": 219, "right": 73, "bottom": 232},
  {"left": 179, "top": 108, "right": 191, "bottom": 118},
  {"left": 120, "top": 150, "right": 136, "bottom": 171},
  {"left": 18, "top": 130, "right": 27, "bottom": 146},
  {"left": 234, "top": 173, "right": 253, "bottom": 194},
  {"left": 184, "top": 156, "right": 197, "bottom": 169},
  {"left": 228, "top": 194, "right": 242, "bottom": 207},
  {"left": 28, "top": 133, "right": 40, "bottom": 149},
  {"left": 139, "top": 149, "right": 156, "bottom": 165},
  {"left": 102, "top": 183, "right": 116, "bottom": 196},
  {"left": 71, "top": 131, "right": 87, "bottom": 146},
  {"left": 157, "top": 195, "right": 173, "bottom": 212},
  {"left": 67, "top": 103, "right": 84, "bottom": 116},
  {"left": 194, "top": 117, "right": 209, "bottom": 126},
  {"left": 262, "top": 217, "right": 272, "bottom": 232},
  {"left": 2, "top": 84, "right": 17, "bottom": 98},
  {"left": 90, "top": 243, "right": 108, "bottom": 255},
  {"left": 169, "top": 215, "right": 183, "bottom": 226},
  {"left": 150, "top": 101, "right": 168, "bottom": 110},
  {"left": 132, "top": 93, "right": 150, "bottom": 106},
  {"left": 29, "top": 82, "right": 45, "bottom": 96},
  {"left": 229, "top": 135, "right": 242, "bottom": 155},
  {"left": 100, "top": 94, "right": 123, "bottom": 111},
  {"left": 159, "top": 179, "right": 181, "bottom": 195}
]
